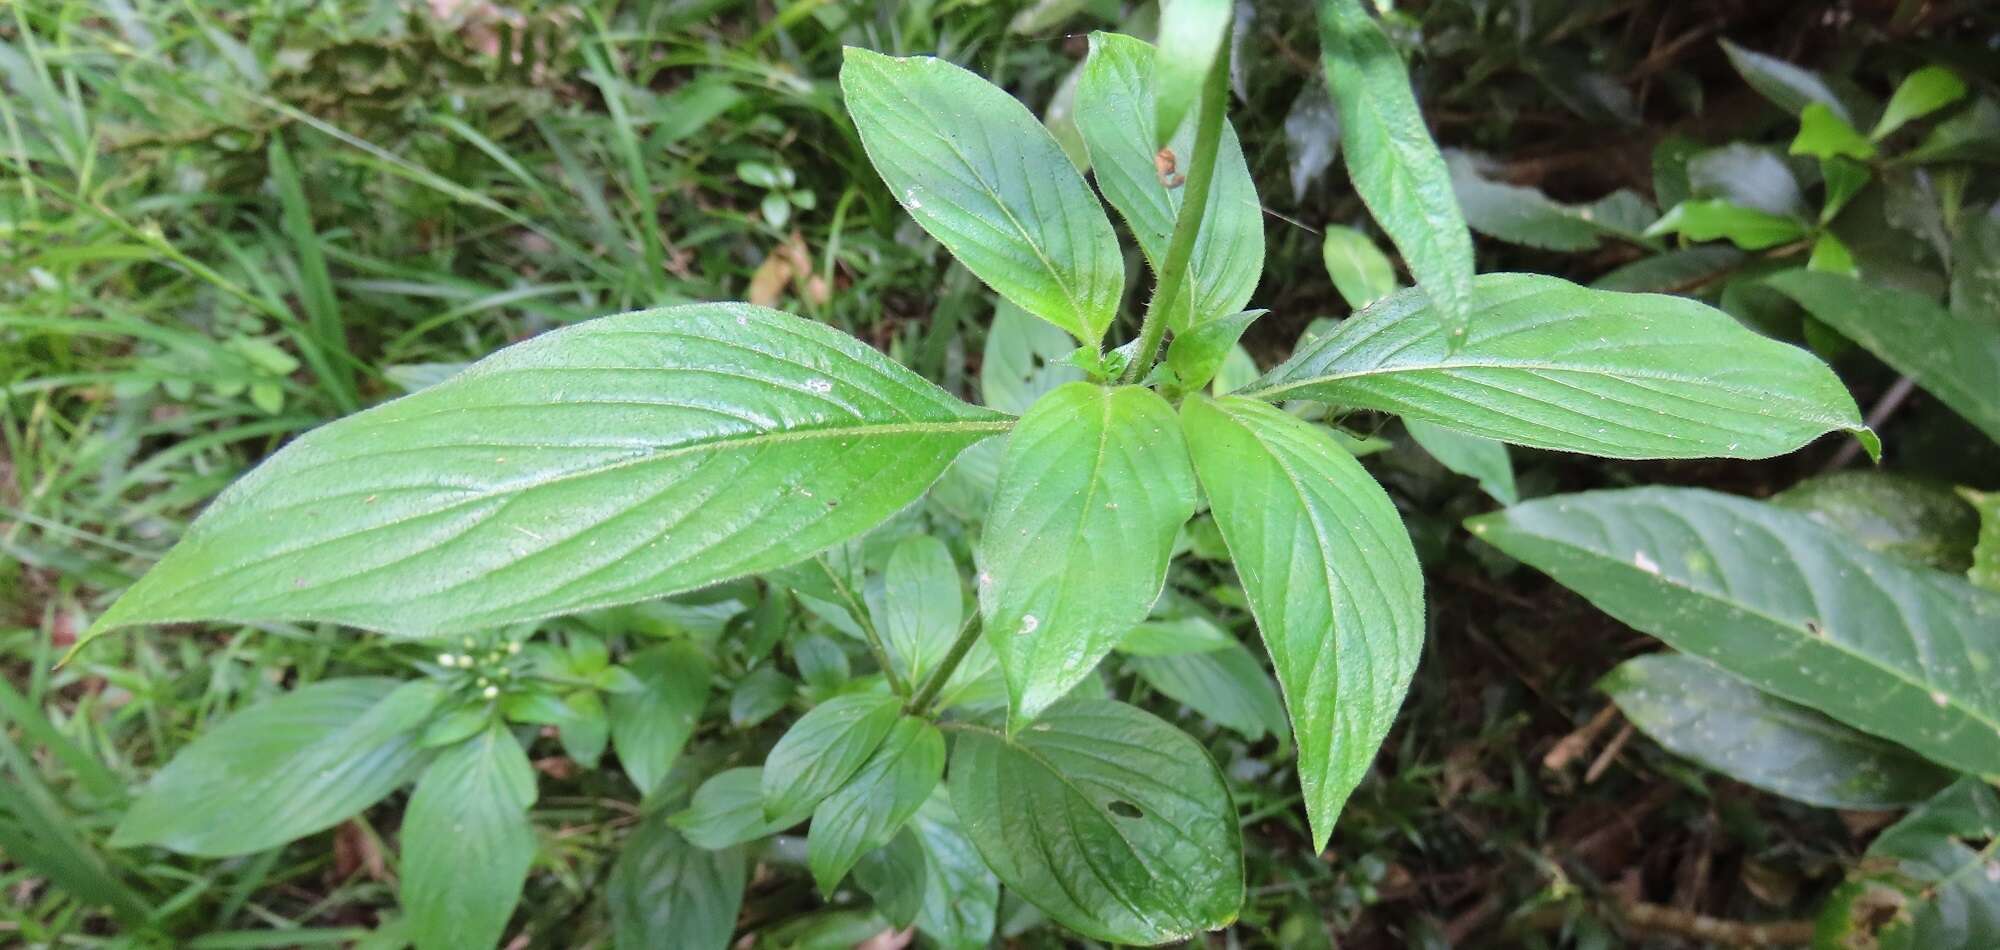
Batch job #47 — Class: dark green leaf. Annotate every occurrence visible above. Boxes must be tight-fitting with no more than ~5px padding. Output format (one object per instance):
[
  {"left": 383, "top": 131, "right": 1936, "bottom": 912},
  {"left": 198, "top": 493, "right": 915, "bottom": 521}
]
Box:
[
  {"left": 1719, "top": 39, "right": 1851, "bottom": 122},
  {"left": 948, "top": 699, "right": 1243, "bottom": 944},
  {"left": 402, "top": 727, "right": 536, "bottom": 950},
  {"left": 1590, "top": 246, "right": 1743, "bottom": 294},
  {"left": 727, "top": 666, "right": 792, "bottom": 729},
  {"left": 1602, "top": 654, "right": 1953, "bottom": 809},
  {"left": 80, "top": 306, "right": 1007, "bottom": 647},
  {"left": 608, "top": 641, "right": 710, "bottom": 799},
  {"left": 979, "top": 384, "right": 1198, "bottom": 725},
  {"left": 1074, "top": 32, "right": 1263, "bottom": 332},
  {"left": 806, "top": 716, "right": 944, "bottom": 895},
  {"left": 1774, "top": 472, "right": 1977, "bottom": 573},
  {"left": 1447, "top": 153, "right": 1653, "bottom": 251},
  {"left": 841, "top": 48, "right": 1123, "bottom": 345},
  {"left": 1251, "top": 273, "right": 1872, "bottom": 460},
  {"left": 113, "top": 679, "right": 438, "bottom": 857},
  {"left": 1951, "top": 211, "right": 2000, "bottom": 324},
  {"left": 852, "top": 831, "right": 926, "bottom": 929},
  {"left": 1817, "top": 780, "right": 2000, "bottom": 948},
  {"left": 762, "top": 692, "right": 902, "bottom": 819},
  {"left": 1467, "top": 487, "right": 2000, "bottom": 778},
  {"left": 672, "top": 768, "right": 806, "bottom": 850},
  {"left": 1317, "top": 0, "right": 1475, "bottom": 344},
  {"left": 1128, "top": 640, "right": 1289, "bottom": 741},
  {"left": 1405, "top": 419, "right": 1517, "bottom": 505},
  {"left": 1768, "top": 269, "right": 2000, "bottom": 443},
  {"left": 1182, "top": 396, "right": 1422, "bottom": 849},
  {"left": 906, "top": 790, "right": 999, "bottom": 949},
  {"left": 609, "top": 813, "right": 744, "bottom": 950}
]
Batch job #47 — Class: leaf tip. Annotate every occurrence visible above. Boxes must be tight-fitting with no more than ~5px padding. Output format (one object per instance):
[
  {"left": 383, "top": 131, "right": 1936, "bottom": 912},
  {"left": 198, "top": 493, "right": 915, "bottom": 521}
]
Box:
[{"left": 1852, "top": 426, "right": 1883, "bottom": 463}]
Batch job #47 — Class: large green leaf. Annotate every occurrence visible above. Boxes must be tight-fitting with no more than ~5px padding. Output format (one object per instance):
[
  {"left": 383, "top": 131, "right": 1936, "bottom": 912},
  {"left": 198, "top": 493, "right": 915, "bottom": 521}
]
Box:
[
  {"left": 607, "top": 641, "right": 710, "bottom": 800},
  {"left": 79, "top": 305, "right": 1007, "bottom": 645},
  {"left": 1767, "top": 269, "right": 2000, "bottom": 443},
  {"left": 1182, "top": 396, "right": 1422, "bottom": 850},
  {"left": 841, "top": 48, "right": 1123, "bottom": 345},
  {"left": 805, "top": 716, "right": 945, "bottom": 895},
  {"left": 1601, "top": 654, "right": 1953, "bottom": 809},
  {"left": 978, "top": 384, "right": 1198, "bottom": 725},
  {"left": 947, "top": 699, "right": 1243, "bottom": 945},
  {"left": 402, "top": 726, "right": 537, "bottom": 950},
  {"left": 1467, "top": 487, "right": 2000, "bottom": 778},
  {"left": 609, "top": 813, "right": 744, "bottom": 950},
  {"left": 761, "top": 691, "right": 902, "bottom": 820},
  {"left": 112, "top": 678, "right": 437, "bottom": 857},
  {"left": 1818, "top": 780, "right": 2000, "bottom": 948},
  {"left": 1074, "top": 32, "right": 1263, "bottom": 332},
  {"left": 1316, "top": 0, "right": 1475, "bottom": 344},
  {"left": 865, "top": 535, "right": 963, "bottom": 687},
  {"left": 1249, "top": 273, "right": 1874, "bottom": 460},
  {"left": 1774, "top": 472, "right": 1977, "bottom": 573}
]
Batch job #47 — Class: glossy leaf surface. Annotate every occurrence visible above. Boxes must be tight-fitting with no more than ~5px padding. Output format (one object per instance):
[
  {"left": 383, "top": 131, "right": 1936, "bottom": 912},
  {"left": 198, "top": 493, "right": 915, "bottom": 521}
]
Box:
[
  {"left": 842, "top": 48, "right": 1123, "bottom": 344},
  {"left": 979, "top": 383, "right": 1196, "bottom": 725},
  {"left": 806, "top": 716, "right": 945, "bottom": 895},
  {"left": 1182, "top": 396, "right": 1423, "bottom": 849},
  {"left": 83, "top": 305, "right": 1007, "bottom": 644},
  {"left": 1075, "top": 32, "right": 1262, "bottom": 332},
  {"left": 402, "top": 727, "right": 537, "bottom": 950},
  {"left": 1468, "top": 487, "right": 2000, "bottom": 777},
  {"left": 1602, "top": 654, "right": 1953, "bottom": 809},
  {"left": 113, "top": 679, "right": 437, "bottom": 857},
  {"left": 1251, "top": 273, "right": 1873, "bottom": 460},
  {"left": 948, "top": 700, "right": 1242, "bottom": 944}
]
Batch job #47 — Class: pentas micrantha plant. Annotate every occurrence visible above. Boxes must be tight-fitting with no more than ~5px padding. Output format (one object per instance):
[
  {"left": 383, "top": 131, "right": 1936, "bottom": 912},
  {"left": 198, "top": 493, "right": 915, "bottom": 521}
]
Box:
[{"left": 78, "top": 26, "right": 1874, "bottom": 950}]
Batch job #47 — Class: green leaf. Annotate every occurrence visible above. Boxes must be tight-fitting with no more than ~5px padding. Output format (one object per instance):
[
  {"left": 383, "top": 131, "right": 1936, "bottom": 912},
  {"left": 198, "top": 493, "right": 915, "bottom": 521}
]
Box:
[
  {"left": 557, "top": 689, "right": 608, "bottom": 768},
  {"left": 402, "top": 726, "right": 537, "bottom": 950},
  {"left": 978, "top": 384, "right": 1198, "bottom": 725},
  {"left": 1774, "top": 472, "right": 1977, "bottom": 573},
  {"left": 1404, "top": 419, "right": 1517, "bottom": 505},
  {"left": 1873, "top": 66, "right": 1969, "bottom": 141},
  {"left": 1166, "top": 309, "right": 1264, "bottom": 391},
  {"left": 1601, "top": 654, "right": 1953, "bottom": 809},
  {"left": 841, "top": 48, "right": 1123, "bottom": 345},
  {"left": 1719, "top": 39, "right": 1851, "bottom": 123},
  {"left": 1074, "top": 32, "right": 1263, "bottom": 332},
  {"left": 1590, "top": 246, "right": 1743, "bottom": 294},
  {"left": 980, "top": 298, "right": 1085, "bottom": 414},
  {"left": 806, "top": 716, "right": 945, "bottom": 896},
  {"left": 727, "top": 666, "right": 792, "bottom": 729},
  {"left": 1128, "top": 640, "right": 1289, "bottom": 741},
  {"left": 1952, "top": 212, "right": 2000, "bottom": 324},
  {"left": 1963, "top": 488, "right": 2000, "bottom": 594},
  {"left": 866, "top": 536, "right": 963, "bottom": 687},
  {"left": 1466, "top": 487, "right": 2000, "bottom": 778},
  {"left": 1320, "top": 225, "right": 1397, "bottom": 310},
  {"left": 761, "top": 691, "right": 902, "bottom": 820},
  {"left": 1808, "top": 232, "right": 1859, "bottom": 276},
  {"left": 608, "top": 641, "right": 710, "bottom": 799},
  {"left": 609, "top": 813, "right": 745, "bottom": 950},
  {"left": 1908, "top": 96, "right": 2000, "bottom": 164},
  {"left": 1791, "top": 102, "right": 1876, "bottom": 160},
  {"left": 1645, "top": 199, "right": 1808, "bottom": 250},
  {"left": 852, "top": 831, "right": 926, "bottom": 928},
  {"left": 947, "top": 699, "right": 1243, "bottom": 944},
  {"left": 1687, "top": 144, "right": 1805, "bottom": 217},
  {"left": 1767, "top": 269, "right": 2000, "bottom": 443},
  {"left": 1181, "top": 396, "right": 1422, "bottom": 850},
  {"left": 672, "top": 767, "right": 806, "bottom": 850},
  {"left": 905, "top": 790, "right": 999, "bottom": 949},
  {"left": 1250, "top": 273, "right": 1873, "bottom": 460},
  {"left": 1817, "top": 780, "right": 2000, "bottom": 948},
  {"left": 113, "top": 679, "right": 438, "bottom": 857},
  {"left": 79, "top": 305, "right": 1007, "bottom": 647},
  {"left": 1152, "top": 0, "right": 1230, "bottom": 149},
  {"left": 1118, "top": 615, "right": 1235, "bottom": 656},
  {"left": 1446, "top": 153, "right": 1655, "bottom": 251},
  {"left": 1820, "top": 156, "right": 1872, "bottom": 222},
  {"left": 1317, "top": 0, "right": 1475, "bottom": 345}
]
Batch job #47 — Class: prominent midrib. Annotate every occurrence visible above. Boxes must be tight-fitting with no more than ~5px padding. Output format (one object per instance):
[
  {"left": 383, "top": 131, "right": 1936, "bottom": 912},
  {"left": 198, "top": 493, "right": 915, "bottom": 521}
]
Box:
[{"left": 1246, "top": 357, "right": 1754, "bottom": 403}]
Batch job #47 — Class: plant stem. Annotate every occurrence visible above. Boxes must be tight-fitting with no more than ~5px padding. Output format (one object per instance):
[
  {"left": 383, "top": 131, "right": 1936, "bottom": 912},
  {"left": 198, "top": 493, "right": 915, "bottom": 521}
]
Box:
[
  {"left": 1121, "top": 37, "right": 1233, "bottom": 385},
  {"left": 905, "top": 611, "right": 984, "bottom": 715},
  {"left": 815, "top": 555, "right": 909, "bottom": 696}
]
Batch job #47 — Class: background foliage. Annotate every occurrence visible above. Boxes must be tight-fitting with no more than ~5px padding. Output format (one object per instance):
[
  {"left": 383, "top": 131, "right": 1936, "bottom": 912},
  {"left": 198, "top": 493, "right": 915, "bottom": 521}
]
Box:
[{"left": 4, "top": 0, "right": 1998, "bottom": 946}]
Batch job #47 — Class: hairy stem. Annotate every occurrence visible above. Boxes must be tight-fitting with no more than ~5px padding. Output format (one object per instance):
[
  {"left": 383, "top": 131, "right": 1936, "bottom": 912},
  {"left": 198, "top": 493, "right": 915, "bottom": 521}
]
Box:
[
  {"left": 1121, "top": 37, "right": 1233, "bottom": 385},
  {"left": 905, "top": 611, "right": 984, "bottom": 715},
  {"left": 815, "top": 555, "right": 909, "bottom": 696}
]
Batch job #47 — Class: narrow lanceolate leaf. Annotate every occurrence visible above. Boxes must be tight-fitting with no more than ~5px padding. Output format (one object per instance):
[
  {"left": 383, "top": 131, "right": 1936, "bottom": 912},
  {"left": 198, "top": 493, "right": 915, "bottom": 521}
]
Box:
[
  {"left": 1873, "top": 66, "right": 1968, "bottom": 140},
  {"left": 1250, "top": 273, "right": 1874, "bottom": 460},
  {"left": 1182, "top": 396, "right": 1423, "bottom": 850},
  {"left": 1153, "top": 0, "right": 1231, "bottom": 149},
  {"left": 978, "top": 384, "right": 1198, "bottom": 726},
  {"left": 79, "top": 305, "right": 1007, "bottom": 646},
  {"left": 1767, "top": 269, "right": 2000, "bottom": 443},
  {"left": 608, "top": 641, "right": 710, "bottom": 799},
  {"left": 761, "top": 692, "right": 902, "bottom": 820},
  {"left": 609, "top": 813, "right": 745, "bottom": 950},
  {"left": 402, "top": 727, "right": 537, "bottom": 950},
  {"left": 842, "top": 48, "right": 1123, "bottom": 345},
  {"left": 948, "top": 700, "right": 1243, "bottom": 945},
  {"left": 806, "top": 716, "right": 945, "bottom": 895},
  {"left": 1075, "top": 32, "right": 1263, "bottom": 332},
  {"left": 1719, "top": 39, "right": 1851, "bottom": 122},
  {"left": 113, "top": 679, "right": 438, "bottom": 857},
  {"left": 1317, "top": 0, "right": 1475, "bottom": 344},
  {"left": 1468, "top": 488, "right": 2000, "bottom": 778},
  {"left": 1602, "top": 654, "right": 1954, "bottom": 809}
]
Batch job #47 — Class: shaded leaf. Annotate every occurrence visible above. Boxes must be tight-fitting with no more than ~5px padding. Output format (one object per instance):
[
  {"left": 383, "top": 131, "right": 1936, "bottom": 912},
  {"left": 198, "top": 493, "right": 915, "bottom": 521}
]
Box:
[
  {"left": 1720, "top": 39, "right": 1851, "bottom": 122},
  {"left": 672, "top": 768, "right": 807, "bottom": 850},
  {"left": 1774, "top": 472, "right": 1977, "bottom": 573},
  {"left": 1128, "top": 640, "right": 1289, "bottom": 741},
  {"left": 806, "top": 716, "right": 945, "bottom": 895},
  {"left": 762, "top": 692, "right": 902, "bottom": 820},
  {"left": 608, "top": 641, "right": 710, "bottom": 799},
  {"left": 866, "top": 535, "right": 963, "bottom": 687},
  {"left": 1817, "top": 780, "right": 2000, "bottom": 948},
  {"left": 610, "top": 813, "right": 744, "bottom": 950},
  {"left": 402, "top": 727, "right": 537, "bottom": 950},
  {"left": 1405, "top": 419, "right": 1518, "bottom": 505}
]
